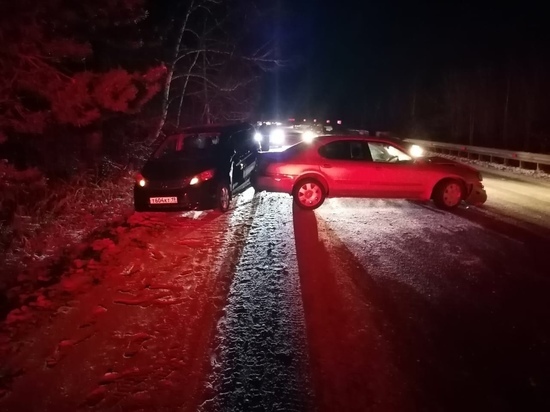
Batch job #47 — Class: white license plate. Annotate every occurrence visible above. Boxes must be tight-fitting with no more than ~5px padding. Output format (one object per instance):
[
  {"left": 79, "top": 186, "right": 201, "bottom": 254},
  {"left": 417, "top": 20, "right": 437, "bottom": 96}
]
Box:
[{"left": 149, "top": 197, "right": 178, "bottom": 205}]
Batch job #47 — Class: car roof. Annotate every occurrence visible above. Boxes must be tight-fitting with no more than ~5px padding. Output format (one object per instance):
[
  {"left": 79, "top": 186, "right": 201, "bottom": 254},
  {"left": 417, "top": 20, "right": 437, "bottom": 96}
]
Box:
[{"left": 313, "top": 134, "right": 406, "bottom": 147}]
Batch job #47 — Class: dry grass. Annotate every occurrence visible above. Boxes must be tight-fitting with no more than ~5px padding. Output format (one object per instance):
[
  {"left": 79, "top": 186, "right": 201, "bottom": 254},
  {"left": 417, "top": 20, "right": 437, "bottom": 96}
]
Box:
[{"left": 0, "top": 160, "right": 136, "bottom": 295}]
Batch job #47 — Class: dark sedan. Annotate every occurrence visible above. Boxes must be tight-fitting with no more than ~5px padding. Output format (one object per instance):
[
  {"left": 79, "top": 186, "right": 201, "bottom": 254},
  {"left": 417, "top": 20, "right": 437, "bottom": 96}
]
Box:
[{"left": 134, "top": 123, "right": 259, "bottom": 212}]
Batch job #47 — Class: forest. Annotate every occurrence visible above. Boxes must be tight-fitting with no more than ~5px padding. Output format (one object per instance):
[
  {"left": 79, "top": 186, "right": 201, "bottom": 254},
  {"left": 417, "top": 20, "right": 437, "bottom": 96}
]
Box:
[{"left": 0, "top": 0, "right": 277, "bottom": 257}]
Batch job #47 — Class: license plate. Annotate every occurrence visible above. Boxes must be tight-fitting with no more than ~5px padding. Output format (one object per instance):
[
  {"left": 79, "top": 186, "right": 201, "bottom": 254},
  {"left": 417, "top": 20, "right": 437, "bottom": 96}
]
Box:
[{"left": 149, "top": 197, "right": 178, "bottom": 205}]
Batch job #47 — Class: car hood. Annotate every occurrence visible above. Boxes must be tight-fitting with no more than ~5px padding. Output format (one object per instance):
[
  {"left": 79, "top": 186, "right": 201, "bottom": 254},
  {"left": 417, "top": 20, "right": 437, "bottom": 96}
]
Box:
[
  {"left": 421, "top": 156, "right": 479, "bottom": 171},
  {"left": 141, "top": 156, "right": 218, "bottom": 180}
]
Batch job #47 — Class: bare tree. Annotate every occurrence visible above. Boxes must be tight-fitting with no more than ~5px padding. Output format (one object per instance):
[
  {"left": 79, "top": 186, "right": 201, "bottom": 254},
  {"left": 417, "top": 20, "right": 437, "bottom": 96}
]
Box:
[{"left": 149, "top": 0, "right": 283, "bottom": 144}]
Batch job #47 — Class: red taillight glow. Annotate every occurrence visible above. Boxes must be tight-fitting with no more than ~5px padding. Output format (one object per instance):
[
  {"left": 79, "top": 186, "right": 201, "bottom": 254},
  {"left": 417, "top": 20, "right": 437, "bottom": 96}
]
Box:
[
  {"left": 190, "top": 169, "right": 215, "bottom": 185},
  {"left": 135, "top": 173, "right": 146, "bottom": 187},
  {"left": 199, "top": 169, "right": 215, "bottom": 180}
]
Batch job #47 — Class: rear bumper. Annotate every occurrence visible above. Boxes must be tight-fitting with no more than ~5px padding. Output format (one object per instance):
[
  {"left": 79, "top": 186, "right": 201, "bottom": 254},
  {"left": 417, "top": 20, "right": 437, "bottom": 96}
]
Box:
[
  {"left": 252, "top": 173, "right": 294, "bottom": 194},
  {"left": 134, "top": 180, "right": 218, "bottom": 211},
  {"left": 465, "top": 183, "right": 487, "bottom": 206}
]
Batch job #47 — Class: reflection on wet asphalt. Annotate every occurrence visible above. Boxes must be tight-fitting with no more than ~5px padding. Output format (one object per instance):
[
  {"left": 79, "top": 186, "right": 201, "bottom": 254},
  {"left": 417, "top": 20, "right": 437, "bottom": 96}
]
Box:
[{"left": 202, "top": 194, "right": 312, "bottom": 411}]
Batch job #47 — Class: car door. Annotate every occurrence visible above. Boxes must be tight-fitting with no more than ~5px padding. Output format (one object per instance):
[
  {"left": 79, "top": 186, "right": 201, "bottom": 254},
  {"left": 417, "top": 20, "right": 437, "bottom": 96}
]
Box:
[
  {"left": 317, "top": 140, "right": 378, "bottom": 196},
  {"left": 240, "top": 129, "right": 259, "bottom": 181},
  {"left": 230, "top": 129, "right": 257, "bottom": 188},
  {"left": 366, "top": 141, "right": 426, "bottom": 198},
  {"left": 343, "top": 141, "right": 386, "bottom": 197}
]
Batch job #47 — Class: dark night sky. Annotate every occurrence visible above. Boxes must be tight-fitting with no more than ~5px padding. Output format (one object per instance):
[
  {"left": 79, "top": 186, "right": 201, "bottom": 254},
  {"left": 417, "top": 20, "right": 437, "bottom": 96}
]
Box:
[{"left": 258, "top": 0, "right": 549, "bottom": 126}]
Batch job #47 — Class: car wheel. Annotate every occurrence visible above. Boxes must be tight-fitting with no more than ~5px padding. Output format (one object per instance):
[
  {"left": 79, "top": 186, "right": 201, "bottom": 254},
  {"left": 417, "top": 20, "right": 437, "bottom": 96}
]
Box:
[
  {"left": 217, "top": 183, "right": 231, "bottom": 212},
  {"left": 433, "top": 179, "right": 464, "bottom": 210},
  {"left": 293, "top": 178, "right": 326, "bottom": 210}
]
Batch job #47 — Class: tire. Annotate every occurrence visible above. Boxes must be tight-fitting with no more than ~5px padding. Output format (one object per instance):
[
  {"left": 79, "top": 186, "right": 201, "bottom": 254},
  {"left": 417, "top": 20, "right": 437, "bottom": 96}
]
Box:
[
  {"left": 432, "top": 179, "right": 464, "bottom": 210},
  {"left": 217, "top": 183, "right": 231, "bottom": 212},
  {"left": 293, "top": 178, "right": 326, "bottom": 210}
]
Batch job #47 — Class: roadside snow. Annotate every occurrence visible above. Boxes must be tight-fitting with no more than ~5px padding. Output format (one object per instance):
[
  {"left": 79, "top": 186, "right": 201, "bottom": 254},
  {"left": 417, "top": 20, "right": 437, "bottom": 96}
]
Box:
[{"left": 430, "top": 152, "right": 550, "bottom": 181}]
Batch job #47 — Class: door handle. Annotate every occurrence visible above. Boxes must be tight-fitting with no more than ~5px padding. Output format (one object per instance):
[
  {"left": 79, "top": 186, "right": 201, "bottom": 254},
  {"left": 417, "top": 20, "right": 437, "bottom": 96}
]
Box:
[{"left": 321, "top": 164, "right": 332, "bottom": 168}]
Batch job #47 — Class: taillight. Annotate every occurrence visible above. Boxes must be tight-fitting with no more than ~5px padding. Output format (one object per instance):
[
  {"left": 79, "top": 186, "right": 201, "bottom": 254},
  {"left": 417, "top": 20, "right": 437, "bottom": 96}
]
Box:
[
  {"left": 190, "top": 169, "right": 215, "bottom": 185},
  {"left": 199, "top": 169, "right": 215, "bottom": 181},
  {"left": 135, "top": 173, "right": 146, "bottom": 187}
]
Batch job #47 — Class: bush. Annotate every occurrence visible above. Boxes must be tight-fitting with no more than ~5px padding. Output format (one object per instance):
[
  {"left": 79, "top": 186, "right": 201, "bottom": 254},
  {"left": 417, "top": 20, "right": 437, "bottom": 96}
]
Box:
[{"left": 0, "top": 158, "right": 134, "bottom": 256}]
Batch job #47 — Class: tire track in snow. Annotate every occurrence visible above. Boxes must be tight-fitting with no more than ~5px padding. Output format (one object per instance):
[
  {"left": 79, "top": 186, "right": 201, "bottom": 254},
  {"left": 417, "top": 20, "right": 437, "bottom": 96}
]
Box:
[{"left": 201, "top": 193, "right": 312, "bottom": 412}]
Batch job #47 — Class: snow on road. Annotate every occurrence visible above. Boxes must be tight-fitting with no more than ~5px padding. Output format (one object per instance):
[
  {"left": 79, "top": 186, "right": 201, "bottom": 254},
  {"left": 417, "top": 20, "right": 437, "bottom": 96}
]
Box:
[
  {"left": 313, "top": 196, "right": 550, "bottom": 410},
  {"left": 202, "top": 191, "right": 312, "bottom": 411},
  {"left": 0, "top": 199, "right": 260, "bottom": 411},
  {"left": 479, "top": 170, "right": 550, "bottom": 234},
  {"left": 1, "top": 171, "right": 550, "bottom": 411}
]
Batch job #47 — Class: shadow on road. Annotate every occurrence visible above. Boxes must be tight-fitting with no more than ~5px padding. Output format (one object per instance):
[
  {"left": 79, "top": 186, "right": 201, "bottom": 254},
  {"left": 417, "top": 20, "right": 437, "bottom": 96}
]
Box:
[
  {"left": 293, "top": 201, "right": 550, "bottom": 412},
  {"left": 292, "top": 203, "right": 410, "bottom": 412}
]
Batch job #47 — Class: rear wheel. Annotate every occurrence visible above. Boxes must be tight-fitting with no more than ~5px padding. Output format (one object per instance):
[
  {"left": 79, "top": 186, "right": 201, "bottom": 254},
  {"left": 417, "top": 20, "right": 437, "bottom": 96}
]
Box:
[
  {"left": 433, "top": 179, "right": 464, "bottom": 210},
  {"left": 217, "top": 183, "right": 231, "bottom": 212},
  {"left": 293, "top": 179, "right": 326, "bottom": 210}
]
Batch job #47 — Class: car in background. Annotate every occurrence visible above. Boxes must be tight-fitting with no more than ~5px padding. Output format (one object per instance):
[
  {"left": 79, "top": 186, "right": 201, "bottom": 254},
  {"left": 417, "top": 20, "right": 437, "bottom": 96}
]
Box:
[
  {"left": 254, "top": 126, "right": 319, "bottom": 151},
  {"left": 252, "top": 135, "right": 487, "bottom": 210},
  {"left": 134, "top": 123, "right": 259, "bottom": 212}
]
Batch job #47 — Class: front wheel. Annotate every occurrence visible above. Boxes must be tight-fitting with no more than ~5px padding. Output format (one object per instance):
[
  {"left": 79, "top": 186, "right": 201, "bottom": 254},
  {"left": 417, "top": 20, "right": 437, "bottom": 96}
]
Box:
[
  {"left": 293, "top": 179, "right": 326, "bottom": 210},
  {"left": 217, "top": 183, "right": 231, "bottom": 212},
  {"left": 433, "top": 179, "right": 464, "bottom": 210}
]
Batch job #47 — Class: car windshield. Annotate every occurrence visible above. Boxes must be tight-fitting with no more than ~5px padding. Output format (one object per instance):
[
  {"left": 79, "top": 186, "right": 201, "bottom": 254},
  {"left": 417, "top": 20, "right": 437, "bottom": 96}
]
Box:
[{"left": 153, "top": 133, "right": 222, "bottom": 159}]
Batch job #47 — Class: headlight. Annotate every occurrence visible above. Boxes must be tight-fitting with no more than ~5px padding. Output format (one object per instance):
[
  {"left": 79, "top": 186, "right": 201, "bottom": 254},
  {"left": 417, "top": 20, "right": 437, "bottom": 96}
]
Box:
[
  {"left": 302, "top": 130, "right": 317, "bottom": 143},
  {"left": 254, "top": 132, "right": 263, "bottom": 142},
  {"left": 270, "top": 129, "right": 285, "bottom": 145},
  {"left": 189, "top": 169, "right": 215, "bottom": 185},
  {"left": 135, "top": 173, "right": 147, "bottom": 187},
  {"left": 409, "top": 144, "right": 424, "bottom": 158}
]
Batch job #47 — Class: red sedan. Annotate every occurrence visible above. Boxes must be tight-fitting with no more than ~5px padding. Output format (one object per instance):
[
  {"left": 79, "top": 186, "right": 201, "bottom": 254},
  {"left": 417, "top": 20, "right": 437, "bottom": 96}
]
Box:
[{"left": 252, "top": 135, "right": 487, "bottom": 210}]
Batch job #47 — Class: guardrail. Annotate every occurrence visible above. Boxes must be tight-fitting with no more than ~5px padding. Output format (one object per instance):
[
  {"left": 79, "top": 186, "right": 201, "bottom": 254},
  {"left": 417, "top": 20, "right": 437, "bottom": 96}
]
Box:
[{"left": 404, "top": 138, "right": 550, "bottom": 172}]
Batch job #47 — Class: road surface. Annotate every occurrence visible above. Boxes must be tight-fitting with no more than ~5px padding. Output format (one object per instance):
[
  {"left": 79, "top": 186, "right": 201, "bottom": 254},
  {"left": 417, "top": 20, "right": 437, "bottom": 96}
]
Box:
[{"left": 1, "top": 168, "right": 549, "bottom": 411}]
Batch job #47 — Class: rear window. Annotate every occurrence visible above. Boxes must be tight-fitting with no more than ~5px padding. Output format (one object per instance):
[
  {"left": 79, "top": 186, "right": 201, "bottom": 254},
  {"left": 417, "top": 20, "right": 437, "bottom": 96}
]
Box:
[{"left": 153, "top": 133, "right": 222, "bottom": 159}]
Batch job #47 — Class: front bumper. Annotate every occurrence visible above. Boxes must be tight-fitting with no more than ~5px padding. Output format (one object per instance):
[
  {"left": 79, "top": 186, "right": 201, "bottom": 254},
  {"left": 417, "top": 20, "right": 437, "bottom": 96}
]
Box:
[
  {"left": 134, "top": 179, "right": 218, "bottom": 211},
  {"left": 465, "top": 183, "right": 487, "bottom": 206}
]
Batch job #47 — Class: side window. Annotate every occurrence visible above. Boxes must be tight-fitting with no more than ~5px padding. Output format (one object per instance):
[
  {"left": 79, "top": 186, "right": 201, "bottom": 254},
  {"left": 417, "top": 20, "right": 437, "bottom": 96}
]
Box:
[
  {"left": 367, "top": 142, "right": 412, "bottom": 162},
  {"left": 232, "top": 130, "right": 257, "bottom": 155},
  {"left": 318, "top": 140, "right": 373, "bottom": 161},
  {"left": 318, "top": 141, "right": 351, "bottom": 160},
  {"left": 243, "top": 129, "right": 260, "bottom": 152},
  {"left": 350, "top": 141, "right": 373, "bottom": 161}
]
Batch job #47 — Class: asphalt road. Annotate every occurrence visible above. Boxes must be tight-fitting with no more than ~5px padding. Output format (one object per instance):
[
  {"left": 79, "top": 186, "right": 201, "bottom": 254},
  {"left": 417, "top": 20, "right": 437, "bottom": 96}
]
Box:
[
  {"left": 478, "top": 167, "right": 550, "bottom": 233},
  {"left": 200, "top": 168, "right": 550, "bottom": 411},
  {"left": 1, "top": 169, "right": 549, "bottom": 411}
]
